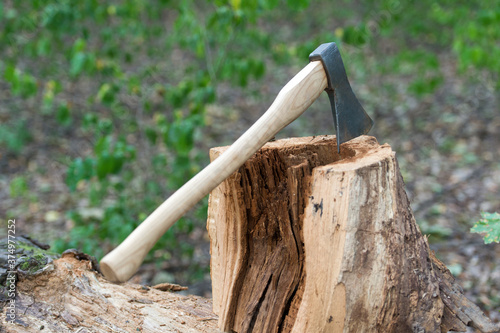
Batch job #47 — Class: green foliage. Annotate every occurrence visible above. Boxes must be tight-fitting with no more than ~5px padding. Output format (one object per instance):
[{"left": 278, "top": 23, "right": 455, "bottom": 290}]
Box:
[
  {"left": 0, "top": 0, "right": 308, "bottom": 263},
  {"left": 471, "top": 212, "right": 500, "bottom": 244},
  {"left": 9, "top": 176, "right": 29, "bottom": 198},
  {"left": 338, "top": 0, "right": 499, "bottom": 96},
  {"left": 1, "top": 0, "right": 499, "bottom": 281},
  {"left": 4, "top": 65, "right": 38, "bottom": 98},
  {"left": 56, "top": 102, "right": 72, "bottom": 126},
  {"left": 418, "top": 219, "right": 452, "bottom": 241},
  {"left": 448, "top": 7, "right": 500, "bottom": 78},
  {"left": 0, "top": 119, "right": 32, "bottom": 153}
]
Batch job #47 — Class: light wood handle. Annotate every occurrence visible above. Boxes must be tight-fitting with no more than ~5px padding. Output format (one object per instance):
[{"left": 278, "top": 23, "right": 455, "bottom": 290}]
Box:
[{"left": 100, "top": 61, "right": 327, "bottom": 282}]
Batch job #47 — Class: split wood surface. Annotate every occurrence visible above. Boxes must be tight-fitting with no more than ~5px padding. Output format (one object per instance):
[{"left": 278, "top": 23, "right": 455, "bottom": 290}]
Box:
[
  {"left": 207, "top": 135, "right": 499, "bottom": 333},
  {"left": 99, "top": 61, "right": 327, "bottom": 283}
]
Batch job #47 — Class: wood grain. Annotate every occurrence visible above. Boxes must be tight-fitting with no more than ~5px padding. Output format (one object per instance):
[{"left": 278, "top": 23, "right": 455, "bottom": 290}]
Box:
[
  {"left": 1, "top": 252, "right": 217, "bottom": 332},
  {"left": 207, "top": 135, "right": 499, "bottom": 333},
  {"left": 208, "top": 135, "right": 352, "bottom": 332},
  {"left": 100, "top": 61, "right": 327, "bottom": 283}
]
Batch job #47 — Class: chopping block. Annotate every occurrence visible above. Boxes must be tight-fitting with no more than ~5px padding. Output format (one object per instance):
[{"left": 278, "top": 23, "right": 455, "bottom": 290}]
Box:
[{"left": 207, "top": 135, "right": 498, "bottom": 333}]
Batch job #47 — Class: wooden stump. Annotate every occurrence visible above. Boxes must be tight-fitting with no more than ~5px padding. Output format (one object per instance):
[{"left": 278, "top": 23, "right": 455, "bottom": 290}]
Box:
[{"left": 207, "top": 135, "right": 498, "bottom": 333}]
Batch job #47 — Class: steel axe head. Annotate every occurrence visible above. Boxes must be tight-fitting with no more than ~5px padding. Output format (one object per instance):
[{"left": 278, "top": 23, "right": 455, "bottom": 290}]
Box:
[{"left": 309, "top": 42, "right": 373, "bottom": 152}]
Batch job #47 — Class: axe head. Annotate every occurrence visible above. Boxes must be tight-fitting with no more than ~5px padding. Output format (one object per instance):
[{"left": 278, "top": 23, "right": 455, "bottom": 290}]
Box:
[{"left": 309, "top": 43, "right": 373, "bottom": 152}]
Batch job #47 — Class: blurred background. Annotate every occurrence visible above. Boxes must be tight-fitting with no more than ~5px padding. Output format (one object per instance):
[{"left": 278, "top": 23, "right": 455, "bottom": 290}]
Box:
[{"left": 0, "top": 0, "right": 499, "bottom": 323}]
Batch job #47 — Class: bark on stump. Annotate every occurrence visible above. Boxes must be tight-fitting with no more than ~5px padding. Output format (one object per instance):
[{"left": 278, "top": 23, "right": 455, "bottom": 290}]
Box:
[{"left": 207, "top": 135, "right": 498, "bottom": 333}]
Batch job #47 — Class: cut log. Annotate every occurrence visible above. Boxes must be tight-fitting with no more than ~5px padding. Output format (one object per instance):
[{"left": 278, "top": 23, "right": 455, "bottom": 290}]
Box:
[
  {"left": 0, "top": 250, "right": 217, "bottom": 332},
  {"left": 207, "top": 135, "right": 499, "bottom": 333}
]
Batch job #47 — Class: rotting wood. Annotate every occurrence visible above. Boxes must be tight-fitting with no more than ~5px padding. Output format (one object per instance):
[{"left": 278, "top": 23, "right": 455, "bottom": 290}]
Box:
[
  {"left": 0, "top": 251, "right": 217, "bottom": 333},
  {"left": 207, "top": 135, "right": 499, "bottom": 333},
  {"left": 208, "top": 135, "right": 352, "bottom": 332}
]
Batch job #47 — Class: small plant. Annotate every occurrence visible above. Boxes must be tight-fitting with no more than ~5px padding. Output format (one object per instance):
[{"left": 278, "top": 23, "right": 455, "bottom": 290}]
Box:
[
  {"left": 0, "top": 119, "right": 32, "bottom": 154},
  {"left": 471, "top": 212, "right": 500, "bottom": 244},
  {"left": 9, "top": 176, "right": 29, "bottom": 198},
  {"left": 418, "top": 219, "right": 452, "bottom": 241}
]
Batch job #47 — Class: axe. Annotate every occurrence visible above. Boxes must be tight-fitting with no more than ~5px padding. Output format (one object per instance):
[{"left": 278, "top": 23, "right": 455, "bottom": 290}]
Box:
[{"left": 100, "top": 42, "right": 373, "bottom": 283}]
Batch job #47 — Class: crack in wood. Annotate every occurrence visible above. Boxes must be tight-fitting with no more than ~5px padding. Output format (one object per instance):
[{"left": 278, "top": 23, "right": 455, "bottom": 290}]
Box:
[{"left": 207, "top": 135, "right": 498, "bottom": 333}]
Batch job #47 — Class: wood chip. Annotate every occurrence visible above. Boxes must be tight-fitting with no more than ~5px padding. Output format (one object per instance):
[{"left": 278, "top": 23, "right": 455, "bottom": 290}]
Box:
[
  {"left": 128, "top": 298, "right": 154, "bottom": 304},
  {"left": 152, "top": 282, "right": 188, "bottom": 292}
]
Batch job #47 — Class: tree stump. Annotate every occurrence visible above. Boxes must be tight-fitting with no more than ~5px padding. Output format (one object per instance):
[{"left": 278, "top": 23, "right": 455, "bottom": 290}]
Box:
[{"left": 207, "top": 135, "right": 498, "bottom": 333}]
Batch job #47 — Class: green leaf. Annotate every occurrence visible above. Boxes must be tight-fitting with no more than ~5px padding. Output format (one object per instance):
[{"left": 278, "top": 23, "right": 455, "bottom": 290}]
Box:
[
  {"left": 56, "top": 103, "right": 72, "bottom": 126},
  {"left": 10, "top": 176, "right": 28, "bottom": 198},
  {"left": 70, "top": 52, "right": 87, "bottom": 77},
  {"left": 4, "top": 64, "right": 16, "bottom": 82},
  {"left": 42, "top": 3, "right": 75, "bottom": 30},
  {"left": 20, "top": 73, "right": 38, "bottom": 98},
  {"left": 96, "top": 152, "right": 112, "bottom": 179},
  {"left": 145, "top": 127, "right": 158, "bottom": 145},
  {"left": 97, "top": 118, "right": 113, "bottom": 134},
  {"left": 94, "top": 135, "right": 111, "bottom": 156},
  {"left": 342, "top": 25, "right": 368, "bottom": 46},
  {"left": 286, "top": 0, "right": 310, "bottom": 11},
  {"left": 36, "top": 37, "right": 51, "bottom": 56},
  {"left": 66, "top": 157, "right": 95, "bottom": 191},
  {"left": 6, "top": 67, "right": 38, "bottom": 98},
  {"left": 0, "top": 119, "right": 32, "bottom": 153},
  {"left": 253, "top": 59, "right": 265, "bottom": 79},
  {"left": 471, "top": 212, "right": 500, "bottom": 244},
  {"left": 82, "top": 113, "right": 98, "bottom": 129},
  {"left": 96, "top": 83, "right": 119, "bottom": 105}
]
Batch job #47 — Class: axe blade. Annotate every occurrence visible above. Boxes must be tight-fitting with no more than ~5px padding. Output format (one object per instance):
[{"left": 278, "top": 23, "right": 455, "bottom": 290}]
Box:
[{"left": 309, "top": 42, "right": 373, "bottom": 152}]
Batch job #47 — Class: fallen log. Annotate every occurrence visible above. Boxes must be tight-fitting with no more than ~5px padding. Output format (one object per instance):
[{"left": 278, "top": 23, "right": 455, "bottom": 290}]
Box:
[
  {"left": 207, "top": 135, "right": 499, "bottom": 333},
  {"left": 0, "top": 247, "right": 217, "bottom": 332}
]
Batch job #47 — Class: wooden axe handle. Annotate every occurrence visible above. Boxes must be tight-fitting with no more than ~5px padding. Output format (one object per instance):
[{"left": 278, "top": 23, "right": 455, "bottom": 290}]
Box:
[{"left": 100, "top": 61, "right": 327, "bottom": 283}]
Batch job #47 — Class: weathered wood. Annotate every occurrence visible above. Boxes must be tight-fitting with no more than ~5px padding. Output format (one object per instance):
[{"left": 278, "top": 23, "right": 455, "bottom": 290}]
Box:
[
  {"left": 208, "top": 135, "right": 352, "bottom": 332},
  {"left": 207, "top": 135, "right": 499, "bottom": 333},
  {"left": 0, "top": 251, "right": 217, "bottom": 332}
]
